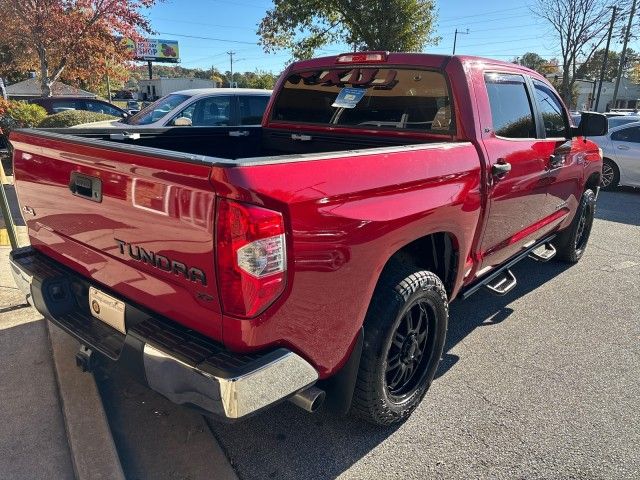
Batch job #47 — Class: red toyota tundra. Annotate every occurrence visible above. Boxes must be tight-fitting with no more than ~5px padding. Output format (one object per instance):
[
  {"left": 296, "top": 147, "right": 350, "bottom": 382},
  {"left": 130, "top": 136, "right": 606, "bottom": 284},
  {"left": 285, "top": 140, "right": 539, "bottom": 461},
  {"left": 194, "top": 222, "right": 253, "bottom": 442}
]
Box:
[{"left": 9, "top": 53, "right": 606, "bottom": 425}]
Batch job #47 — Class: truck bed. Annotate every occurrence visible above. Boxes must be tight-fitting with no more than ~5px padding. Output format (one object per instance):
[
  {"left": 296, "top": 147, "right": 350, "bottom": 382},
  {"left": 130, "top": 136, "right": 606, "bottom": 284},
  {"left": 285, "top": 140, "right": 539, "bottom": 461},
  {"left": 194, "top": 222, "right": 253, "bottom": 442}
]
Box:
[
  {"left": 10, "top": 126, "right": 480, "bottom": 364},
  {"left": 34, "top": 125, "right": 438, "bottom": 160}
]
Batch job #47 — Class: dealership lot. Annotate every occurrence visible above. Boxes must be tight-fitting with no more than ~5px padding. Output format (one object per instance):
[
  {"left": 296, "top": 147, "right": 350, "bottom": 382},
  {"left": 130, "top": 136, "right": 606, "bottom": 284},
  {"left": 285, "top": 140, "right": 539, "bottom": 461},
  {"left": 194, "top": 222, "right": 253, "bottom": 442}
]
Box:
[{"left": 96, "top": 188, "right": 639, "bottom": 480}]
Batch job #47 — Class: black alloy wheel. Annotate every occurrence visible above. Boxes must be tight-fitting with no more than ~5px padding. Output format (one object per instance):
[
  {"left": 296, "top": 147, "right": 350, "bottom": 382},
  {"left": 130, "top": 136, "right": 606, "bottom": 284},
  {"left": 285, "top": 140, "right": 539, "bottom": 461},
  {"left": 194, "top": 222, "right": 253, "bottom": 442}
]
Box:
[{"left": 385, "top": 299, "right": 435, "bottom": 399}]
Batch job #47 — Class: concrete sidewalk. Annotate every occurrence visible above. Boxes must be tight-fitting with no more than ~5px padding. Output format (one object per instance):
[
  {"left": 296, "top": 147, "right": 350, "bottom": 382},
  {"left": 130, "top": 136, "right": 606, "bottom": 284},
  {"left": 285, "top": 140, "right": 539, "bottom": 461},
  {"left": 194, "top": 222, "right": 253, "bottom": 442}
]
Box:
[{"left": 0, "top": 247, "right": 75, "bottom": 479}]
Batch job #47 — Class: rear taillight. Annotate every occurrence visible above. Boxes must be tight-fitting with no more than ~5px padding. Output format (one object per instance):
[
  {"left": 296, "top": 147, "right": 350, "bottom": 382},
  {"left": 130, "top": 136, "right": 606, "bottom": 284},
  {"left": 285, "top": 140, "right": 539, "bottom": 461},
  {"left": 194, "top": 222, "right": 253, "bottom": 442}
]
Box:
[{"left": 216, "top": 198, "right": 287, "bottom": 318}]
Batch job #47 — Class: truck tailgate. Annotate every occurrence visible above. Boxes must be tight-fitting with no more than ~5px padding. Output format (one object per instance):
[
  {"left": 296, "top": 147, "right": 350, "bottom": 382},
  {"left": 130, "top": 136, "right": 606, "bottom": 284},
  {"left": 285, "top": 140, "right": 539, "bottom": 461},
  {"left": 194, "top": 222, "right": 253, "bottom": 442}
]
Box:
[{"left": 10, "top": 130, "right": 223, "bottom": 341}]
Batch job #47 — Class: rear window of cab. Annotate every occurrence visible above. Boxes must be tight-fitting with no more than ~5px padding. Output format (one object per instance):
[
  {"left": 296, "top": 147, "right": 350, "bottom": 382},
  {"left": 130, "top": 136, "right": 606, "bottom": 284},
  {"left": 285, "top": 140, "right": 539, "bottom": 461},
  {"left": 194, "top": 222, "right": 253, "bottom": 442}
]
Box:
[{"left": 270, "top": 68, "right": 454, "bottom": 133}]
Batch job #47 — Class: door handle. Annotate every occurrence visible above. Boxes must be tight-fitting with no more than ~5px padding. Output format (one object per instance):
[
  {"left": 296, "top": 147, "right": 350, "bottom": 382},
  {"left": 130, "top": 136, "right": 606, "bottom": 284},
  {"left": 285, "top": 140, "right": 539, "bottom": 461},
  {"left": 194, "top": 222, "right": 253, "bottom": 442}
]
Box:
[
  {"left": 617, "top": 145, "right": 630, "bottom": 150},
  {"left": 228, "top": 130, "right": 250, "bottom": 137},
  {"left": 548, "top": 154, "right": 564, "bottom": 168},
  {"left": 492, "top": 160, "right": 511, "bottom": 178}
]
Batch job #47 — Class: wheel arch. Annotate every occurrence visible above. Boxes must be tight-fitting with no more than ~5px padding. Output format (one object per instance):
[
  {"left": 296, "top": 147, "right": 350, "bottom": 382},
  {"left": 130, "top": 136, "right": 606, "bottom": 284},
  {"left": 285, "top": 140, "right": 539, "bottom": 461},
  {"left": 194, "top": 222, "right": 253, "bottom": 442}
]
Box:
[{"left": 379, "top": 231, "right": 460, "bottom": 298}]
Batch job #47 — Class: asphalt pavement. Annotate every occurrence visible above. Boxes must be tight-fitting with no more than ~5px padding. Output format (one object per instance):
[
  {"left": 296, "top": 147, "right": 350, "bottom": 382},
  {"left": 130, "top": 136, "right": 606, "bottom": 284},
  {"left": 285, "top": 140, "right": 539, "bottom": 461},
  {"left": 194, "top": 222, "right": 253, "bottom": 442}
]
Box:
[{"left": 99, "top": 188, "right": 640, "bottom": 480}]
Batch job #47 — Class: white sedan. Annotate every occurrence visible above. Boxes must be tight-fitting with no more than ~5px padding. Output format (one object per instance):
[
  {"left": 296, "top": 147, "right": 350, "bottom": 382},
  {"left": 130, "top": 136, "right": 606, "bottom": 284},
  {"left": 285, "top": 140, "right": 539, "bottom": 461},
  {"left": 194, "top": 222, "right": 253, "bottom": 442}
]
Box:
[
  {"left": 73, "top": 88, "right": 272, "bottom": 129},
  {"left": 591, "top": 121, "right": 640, "bottom": 189}
]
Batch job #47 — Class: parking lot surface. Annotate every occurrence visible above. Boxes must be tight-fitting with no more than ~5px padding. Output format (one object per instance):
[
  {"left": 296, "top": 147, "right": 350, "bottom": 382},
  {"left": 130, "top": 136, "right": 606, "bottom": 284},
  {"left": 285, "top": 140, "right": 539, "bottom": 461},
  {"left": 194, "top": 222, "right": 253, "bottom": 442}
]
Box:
[{"left": 100, "top": 188, "right": 639, "bottom": 480}]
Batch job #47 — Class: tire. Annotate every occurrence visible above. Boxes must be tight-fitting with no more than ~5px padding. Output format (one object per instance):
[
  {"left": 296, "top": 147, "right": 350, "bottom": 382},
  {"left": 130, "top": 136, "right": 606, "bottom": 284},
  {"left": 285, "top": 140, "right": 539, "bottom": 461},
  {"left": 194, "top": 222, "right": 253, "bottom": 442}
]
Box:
[
  {"left": 553, "top": 189, "right": 596, "bottom": 263},
  {"left": 600, "top": 159, "right": 619, "bottom": 190},
  {"left": 351, "top": 261, "right": 448, "bottom": 426}
]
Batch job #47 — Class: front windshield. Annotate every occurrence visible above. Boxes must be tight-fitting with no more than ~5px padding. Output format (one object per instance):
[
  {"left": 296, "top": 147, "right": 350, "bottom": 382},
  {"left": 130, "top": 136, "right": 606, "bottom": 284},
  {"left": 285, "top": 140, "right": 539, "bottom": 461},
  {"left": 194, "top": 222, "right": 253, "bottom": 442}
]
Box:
[{"left": 125, "top": 94, "right": 190, "bottom": 125}]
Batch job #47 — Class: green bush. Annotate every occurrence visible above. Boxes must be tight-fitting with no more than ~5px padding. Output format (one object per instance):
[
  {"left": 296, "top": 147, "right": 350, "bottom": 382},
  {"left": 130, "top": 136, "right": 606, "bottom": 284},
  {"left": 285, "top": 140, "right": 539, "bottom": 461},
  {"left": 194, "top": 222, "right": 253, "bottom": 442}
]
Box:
[
  {"left": 38, "top": 110, "right": 119, "bottom": 128},
  {"left": 0, "top": 99, "right": 48, "bottom": 149},
  {"left": 0, "top": 98, "right": 47, "bottom": 152}
]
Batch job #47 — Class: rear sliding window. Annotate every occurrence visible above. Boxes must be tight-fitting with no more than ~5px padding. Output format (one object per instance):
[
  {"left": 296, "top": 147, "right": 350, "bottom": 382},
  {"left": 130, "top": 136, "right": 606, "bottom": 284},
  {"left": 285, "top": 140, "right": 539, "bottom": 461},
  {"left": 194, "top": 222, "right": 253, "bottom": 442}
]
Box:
[{"left": 270, "top": 68, "right": 453, "bottom": 133}]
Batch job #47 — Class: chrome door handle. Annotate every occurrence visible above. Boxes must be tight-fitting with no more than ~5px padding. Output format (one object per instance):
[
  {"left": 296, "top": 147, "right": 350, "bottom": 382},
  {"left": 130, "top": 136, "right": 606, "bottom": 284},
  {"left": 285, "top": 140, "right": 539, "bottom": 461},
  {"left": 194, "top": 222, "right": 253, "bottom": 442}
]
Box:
[
  {"left": 229, "top": 130, "right": 250, "bottom": 137},
  {"left": 617, "top": 145, "right": 630, "bottom": 150},
  {"left": 492, "top": 161, "right": 511, "bottom": 178}
]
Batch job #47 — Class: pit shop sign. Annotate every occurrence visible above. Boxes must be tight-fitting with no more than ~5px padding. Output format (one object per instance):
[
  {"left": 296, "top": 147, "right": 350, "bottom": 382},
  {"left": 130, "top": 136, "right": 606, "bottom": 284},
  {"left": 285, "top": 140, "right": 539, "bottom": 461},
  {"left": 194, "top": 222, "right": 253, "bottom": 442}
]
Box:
[{"left": 124, "top": 38, "right": 180, "bottom": 63}]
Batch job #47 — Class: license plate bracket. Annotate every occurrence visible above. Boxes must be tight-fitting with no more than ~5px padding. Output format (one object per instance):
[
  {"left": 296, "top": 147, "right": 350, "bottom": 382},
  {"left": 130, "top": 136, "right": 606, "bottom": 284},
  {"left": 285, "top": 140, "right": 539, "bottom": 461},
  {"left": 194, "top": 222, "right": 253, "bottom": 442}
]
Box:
[{"left": 88, "top": 287, "right": 126, "bottom": 334}]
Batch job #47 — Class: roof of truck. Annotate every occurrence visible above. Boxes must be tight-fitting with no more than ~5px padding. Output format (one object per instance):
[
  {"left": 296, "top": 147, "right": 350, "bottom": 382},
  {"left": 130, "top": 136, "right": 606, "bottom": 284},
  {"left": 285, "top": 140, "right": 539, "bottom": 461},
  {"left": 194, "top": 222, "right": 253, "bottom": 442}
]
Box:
[{"left": 288, "top": 52, "right": 539, "bottom": 77}]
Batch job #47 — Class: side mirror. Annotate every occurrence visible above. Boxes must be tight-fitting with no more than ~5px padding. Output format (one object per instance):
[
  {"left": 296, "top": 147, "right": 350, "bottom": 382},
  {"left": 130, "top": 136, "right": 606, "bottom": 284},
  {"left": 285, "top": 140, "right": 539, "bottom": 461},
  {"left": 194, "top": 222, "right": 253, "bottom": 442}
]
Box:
[
  {"left": 571, "top": 112, "right": 608, "bottom": 138},
  {"left": 173, "top": 117, "right": 192, "bottom": 127}
]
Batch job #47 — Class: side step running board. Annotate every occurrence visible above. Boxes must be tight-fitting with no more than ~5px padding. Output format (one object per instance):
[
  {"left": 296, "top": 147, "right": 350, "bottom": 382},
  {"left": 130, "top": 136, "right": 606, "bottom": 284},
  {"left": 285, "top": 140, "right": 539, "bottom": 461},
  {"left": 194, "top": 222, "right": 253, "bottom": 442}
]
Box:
[
  {"left": 528, "top": 242, "right": 556, "bottom": 262},
  {"left": 484, "top": 269, "right": 517, "bottom": 296},
  {"left": 459, "top": 234, "right": 556, "bottom": 300}
]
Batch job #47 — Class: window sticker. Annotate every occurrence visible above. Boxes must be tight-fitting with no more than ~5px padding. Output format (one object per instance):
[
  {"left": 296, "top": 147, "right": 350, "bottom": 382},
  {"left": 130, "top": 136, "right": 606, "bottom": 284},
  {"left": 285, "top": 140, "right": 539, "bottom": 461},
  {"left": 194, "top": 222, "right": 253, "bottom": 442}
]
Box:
[{"left": 332, "top": 87, "right": 366, "bottom": 109}]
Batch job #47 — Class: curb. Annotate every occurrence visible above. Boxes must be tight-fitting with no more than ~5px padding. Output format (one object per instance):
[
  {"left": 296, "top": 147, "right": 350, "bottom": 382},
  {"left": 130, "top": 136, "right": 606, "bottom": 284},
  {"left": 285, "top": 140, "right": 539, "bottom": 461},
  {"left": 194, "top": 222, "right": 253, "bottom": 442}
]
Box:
[{"left": 48, "top": 322, "right": 126, "bottom": 480}]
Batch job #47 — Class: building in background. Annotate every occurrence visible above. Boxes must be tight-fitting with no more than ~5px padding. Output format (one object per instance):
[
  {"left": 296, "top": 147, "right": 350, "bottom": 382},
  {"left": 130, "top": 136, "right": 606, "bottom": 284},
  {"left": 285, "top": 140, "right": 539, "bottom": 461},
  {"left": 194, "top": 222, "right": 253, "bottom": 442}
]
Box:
[
  {"left": 137, "top": 77, "right": 217, "bottom": 101},
  {"left": 575, "top": 78, "right": 640, "bottom": 112},
  {"left": 6, "top": 77, "right": 96, "bottom": 100}
]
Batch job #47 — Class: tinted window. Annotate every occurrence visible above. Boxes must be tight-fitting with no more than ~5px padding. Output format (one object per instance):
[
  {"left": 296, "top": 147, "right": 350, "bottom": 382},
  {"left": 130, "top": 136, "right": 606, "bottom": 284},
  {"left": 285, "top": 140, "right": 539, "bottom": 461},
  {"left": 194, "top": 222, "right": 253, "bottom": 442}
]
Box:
[
  {"left": 239, "top": 95, "right": 270, "bottom": 125},
  {"left": 271, "top": 68, "right": 453, "bottom": 133},
  {"left": 533, "top": 81, "right": 567, "bottom": 138},
  {"left": 485, "top": 73, "right": 536, "bottom": 138},
  {"left": 126, "top": 94, "right": 190, "bottom": 125},
  {"left": 84, "top": 101, "right": 123, "bottom": 116},
  {"left": 611, "top": 126, "right": 640, "bottom": 143},
  {"left": 47, "top": 99, "right": 83, "bottom": 113},
  {"left": 172, "top": 96, "right": 231, "bottom": 126}
]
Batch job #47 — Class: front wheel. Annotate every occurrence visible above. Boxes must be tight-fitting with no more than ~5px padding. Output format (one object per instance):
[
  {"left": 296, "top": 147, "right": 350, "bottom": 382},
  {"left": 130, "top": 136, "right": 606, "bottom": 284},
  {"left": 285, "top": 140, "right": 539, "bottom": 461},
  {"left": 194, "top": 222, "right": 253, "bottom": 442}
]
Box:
[
  {"left": 553, "top": 189, "right": 596, "bottom": 263},
  {"left": 351, "top": 262, "right": 448, "bottom": 425}
]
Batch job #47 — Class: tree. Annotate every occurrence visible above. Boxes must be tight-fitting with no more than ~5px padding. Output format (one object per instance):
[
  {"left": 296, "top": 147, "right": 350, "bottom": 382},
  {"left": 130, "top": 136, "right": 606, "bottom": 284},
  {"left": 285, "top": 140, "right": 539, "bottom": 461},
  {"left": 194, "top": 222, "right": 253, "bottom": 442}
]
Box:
[
  {"left": 0, "top": 0, "right": 156, "bottom": 97},
  {"left": 532, "top": 0, "right": 627, "bottom": 104},
  {"left": 258, "top": 0, "right": 439, "bottom": 60},
  {"left": 576, "top": 49, "right": 638, "bottom": 81},
  {"left": 516, "top": 52, "right": 548, "bottom": 73}
]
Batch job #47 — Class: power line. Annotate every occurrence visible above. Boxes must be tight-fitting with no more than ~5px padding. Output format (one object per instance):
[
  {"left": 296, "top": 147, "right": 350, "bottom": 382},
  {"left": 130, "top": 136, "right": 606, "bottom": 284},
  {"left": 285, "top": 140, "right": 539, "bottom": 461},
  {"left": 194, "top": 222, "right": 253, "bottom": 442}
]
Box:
[
  {"left": 438, "top": 5, "right": 528, "bottom": 21},
  {"left": 157, "top": 31, "right": 257, "bottom": 45}
]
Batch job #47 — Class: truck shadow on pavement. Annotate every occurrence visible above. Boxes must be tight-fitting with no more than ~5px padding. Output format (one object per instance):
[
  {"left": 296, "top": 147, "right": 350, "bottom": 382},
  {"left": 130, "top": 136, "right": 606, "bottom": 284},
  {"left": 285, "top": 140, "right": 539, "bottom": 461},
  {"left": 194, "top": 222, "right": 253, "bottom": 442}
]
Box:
[{"left": 207, "top": 257, "right": 572, "bottom": 480}]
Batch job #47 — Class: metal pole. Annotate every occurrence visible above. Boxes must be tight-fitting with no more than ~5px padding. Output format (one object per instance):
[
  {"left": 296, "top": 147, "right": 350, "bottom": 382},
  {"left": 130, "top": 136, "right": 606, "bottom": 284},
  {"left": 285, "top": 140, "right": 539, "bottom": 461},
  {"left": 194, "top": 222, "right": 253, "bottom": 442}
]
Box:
[
  {"left": 147, "top": 60, "right": 153, "bottom": 80},
  {"left": 612, "top": 0, "right": 637, "bottom": 108},
  {"left": 452, "top": 28, "right": 469, "bottom": 55},
  {"left": 0, "top": 159, "right": 19, "bottom": 250},
  {"left": 595, "top": 6, "right": 617, "bottom": 112},
  {"left": 453, "top": 29, "right": 458, "bottom": 55},
  {"left": 591, "top": 80, "right": 598, "bottom": 110},
  {"left": 227, "top": 51, "right": 235, "bottom": 87}
]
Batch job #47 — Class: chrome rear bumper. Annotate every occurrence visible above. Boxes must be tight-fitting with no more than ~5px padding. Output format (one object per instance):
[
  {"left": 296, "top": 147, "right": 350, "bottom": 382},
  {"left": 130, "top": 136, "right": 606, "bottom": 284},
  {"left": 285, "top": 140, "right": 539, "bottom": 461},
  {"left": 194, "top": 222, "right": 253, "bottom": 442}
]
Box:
[{"left": 10, "top": 246, "right": 318, "bottom": 419}]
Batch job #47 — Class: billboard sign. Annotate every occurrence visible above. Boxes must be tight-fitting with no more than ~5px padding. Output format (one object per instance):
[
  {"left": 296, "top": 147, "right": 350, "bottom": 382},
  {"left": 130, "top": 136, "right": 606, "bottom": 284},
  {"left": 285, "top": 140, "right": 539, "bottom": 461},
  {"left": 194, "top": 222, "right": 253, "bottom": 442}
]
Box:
[{"left": 124, "top": 38, "right": 180, "bottom": 63}]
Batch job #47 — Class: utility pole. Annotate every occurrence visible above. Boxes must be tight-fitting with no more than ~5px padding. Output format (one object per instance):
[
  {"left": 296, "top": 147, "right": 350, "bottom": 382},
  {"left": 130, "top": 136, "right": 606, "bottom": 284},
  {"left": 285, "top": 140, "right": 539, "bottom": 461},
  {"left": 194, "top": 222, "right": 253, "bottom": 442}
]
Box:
[
  {"left": 594, "top": 6, "right": 617, "bottom": 112},
  {"left": 227, "top": 51, "right": 235, "bottom": 88},
  {"left": 452, "top": 28, "right": 469, "bottom": 55},
  {"left": 612, "top": 0, "right": 637, "bottom": 109}
]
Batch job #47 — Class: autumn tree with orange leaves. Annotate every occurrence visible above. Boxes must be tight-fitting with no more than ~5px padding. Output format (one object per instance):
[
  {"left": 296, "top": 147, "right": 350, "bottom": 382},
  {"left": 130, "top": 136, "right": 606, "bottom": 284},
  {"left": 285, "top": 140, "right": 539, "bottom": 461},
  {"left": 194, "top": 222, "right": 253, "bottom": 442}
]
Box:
[{"left": 0, "top": 0, "right": 156, "bottom": 96}]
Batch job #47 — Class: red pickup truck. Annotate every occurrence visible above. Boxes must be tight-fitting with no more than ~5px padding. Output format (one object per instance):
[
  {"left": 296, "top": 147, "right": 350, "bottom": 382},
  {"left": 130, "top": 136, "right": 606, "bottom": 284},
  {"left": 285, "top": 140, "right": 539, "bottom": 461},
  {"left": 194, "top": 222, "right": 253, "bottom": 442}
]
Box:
[{"left": 9, "top": 52, "right": 606, "bottom": 425}]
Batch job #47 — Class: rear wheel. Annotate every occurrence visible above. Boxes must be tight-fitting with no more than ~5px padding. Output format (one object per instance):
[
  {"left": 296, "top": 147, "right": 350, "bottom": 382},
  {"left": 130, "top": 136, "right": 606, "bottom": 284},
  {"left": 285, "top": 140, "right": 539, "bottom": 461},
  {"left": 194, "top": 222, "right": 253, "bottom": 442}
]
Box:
[
  {"left": 553, "top": 189, "right": 596, "bottom": 263},
  {"left": 351, "top": 261, "right": 448, "bottom": 425},
  {"left": 600, "top": 159, "right": 619, "bottom": 190}
]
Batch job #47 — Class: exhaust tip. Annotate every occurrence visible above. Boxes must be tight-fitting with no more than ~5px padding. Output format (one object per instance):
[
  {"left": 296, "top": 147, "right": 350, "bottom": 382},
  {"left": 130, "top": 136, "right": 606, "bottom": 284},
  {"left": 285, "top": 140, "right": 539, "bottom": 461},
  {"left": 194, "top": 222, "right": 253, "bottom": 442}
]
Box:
[{"left": 289, "top": 386, "right": 326, "bottom": 413}]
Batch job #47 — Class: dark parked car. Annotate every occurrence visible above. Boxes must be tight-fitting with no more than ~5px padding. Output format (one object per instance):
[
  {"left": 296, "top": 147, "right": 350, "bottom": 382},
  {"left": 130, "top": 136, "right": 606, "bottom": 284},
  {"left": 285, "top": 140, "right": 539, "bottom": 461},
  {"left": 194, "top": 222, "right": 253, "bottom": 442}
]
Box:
[{"left": 28, "top": 97, "right": 127, "bottom": 118}]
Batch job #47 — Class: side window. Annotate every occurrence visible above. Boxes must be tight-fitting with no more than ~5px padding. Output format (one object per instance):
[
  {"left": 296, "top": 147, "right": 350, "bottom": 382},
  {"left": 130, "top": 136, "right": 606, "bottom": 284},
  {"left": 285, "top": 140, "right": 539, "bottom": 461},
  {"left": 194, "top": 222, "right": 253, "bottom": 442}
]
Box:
[
  {"left": 173, "top": 96, "right": 230, "bottom": 126},
  {"left": 485, "top": 73, "right": 536, "bottom": 139},
  {"left": 50, "top": 100, "right": 82, "bottom": 113},
  {"left": 611, "top": 126, "right": 640, "bottom": 143},
  {"left": 533, "top": 81, "right": 568, "bottom": 138},
  {"left": 238, "top": 95, "right": 270, "bottom": 125},
  {"left": 85, "top": 101, "right": 123, "bottom": 116}
]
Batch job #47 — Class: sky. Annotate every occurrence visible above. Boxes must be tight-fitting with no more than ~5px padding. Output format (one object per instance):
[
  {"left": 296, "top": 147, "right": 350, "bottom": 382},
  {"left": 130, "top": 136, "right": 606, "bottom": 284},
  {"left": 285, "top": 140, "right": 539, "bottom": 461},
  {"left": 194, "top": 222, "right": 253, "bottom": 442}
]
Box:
[{"left": 143, "top": 0, "right": 637, "bottom": 74}]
